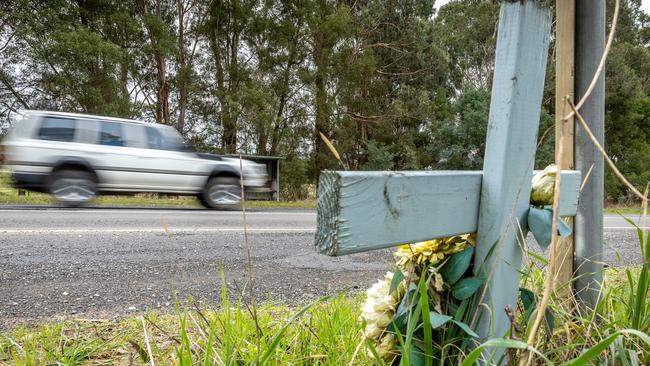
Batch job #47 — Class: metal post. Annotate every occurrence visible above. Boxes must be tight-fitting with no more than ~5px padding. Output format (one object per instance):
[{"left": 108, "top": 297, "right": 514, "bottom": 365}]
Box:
[
  {"left": 276, "top": 159, "right": 280, "bottom": 201},
  {"left": 574, "top": 0, "right": 605, "bottom": 308}
]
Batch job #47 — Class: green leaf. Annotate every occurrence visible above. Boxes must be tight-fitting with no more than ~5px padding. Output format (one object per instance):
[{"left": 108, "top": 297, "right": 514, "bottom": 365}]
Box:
[
  {"left": 440, "top": 247, "right": 474, "bottom": 285},
  {"left": 519, "top": 287, "right": 537, "bottom": 321},
  {"left": 452, "top": 320, "right": 478, "bottom": 338},
  {"left": 390, "top": 270, "right": 406, "bottom": 294},
  {"left": 460, "top": 338, "right": 553, "bottom": 366},
  {"left": 451, "top": 299, "right": 469, "bottom": 323},
  {"left": 544, "top": 307, "right": 555, "bottom": 334},
  {"left": 408, "top": 345, "right": 425, "bottom": 366},
  {"left": 418, "top": 274, "right": 433, "bottom": 366},
  {"left": 519, "top": 288, "right": 536, "bottom": 311},
  {"left": 429, "top": 311, "right": 452, "bottom": 328},
  {"left": 452, "top": 277, "right": 485, "bottom": 300},
  {"left": 389, "top": 283, "right": 417, "bottom": 333},
  {"left": 559, "top": 329, "right": 650, "bottom": 366}
]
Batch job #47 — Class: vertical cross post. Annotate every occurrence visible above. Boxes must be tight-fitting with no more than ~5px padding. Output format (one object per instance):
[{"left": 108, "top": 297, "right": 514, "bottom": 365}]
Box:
[{"left": 473, "top": 0, "right": 552, "bottom": 341}]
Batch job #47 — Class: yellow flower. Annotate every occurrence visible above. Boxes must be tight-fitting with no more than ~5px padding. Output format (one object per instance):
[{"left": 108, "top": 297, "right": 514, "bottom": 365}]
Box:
[
  {"left": 434, "top": 271, "right": 444, "bottom": 292},
  {"left": 394, "top": 234, "right": 475, "bottom": 269},
  {"left": 531, "top": 164, "right": 557, "bottom": 206}
]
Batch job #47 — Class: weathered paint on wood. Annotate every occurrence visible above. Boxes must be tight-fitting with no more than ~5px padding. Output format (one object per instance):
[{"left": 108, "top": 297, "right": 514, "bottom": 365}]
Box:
[
  {"left": 315, "top": 170, "right": 482, "bottom": 256},
  {"left": 472, "top": 0, "right": 552, "bottom": 342},
  {"left": 315, "top": 170, "right": 579, "bottom": 256},
  {"left": 538, "top": 169, "right": 581, "bottom": 216}
]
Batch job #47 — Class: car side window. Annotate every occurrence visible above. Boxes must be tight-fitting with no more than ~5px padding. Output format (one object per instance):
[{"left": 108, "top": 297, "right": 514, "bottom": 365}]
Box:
[
  {"left": 37, "top": 117, "right": 76, "bottom": 142},
  {"left": 146, "top": 126, "right": 163, "bottom": 150},
  {"left": 146, "top": 126, "right": 176, "bottom": 151},
  {"left": 123, "top": 124, "right": 147, "bottom": 149},
  {"left": 76, "top": 120, "right": 100, "bottom": 144},
  {"left": 99, "top": 122, "right": 126, "bottom": 146}
]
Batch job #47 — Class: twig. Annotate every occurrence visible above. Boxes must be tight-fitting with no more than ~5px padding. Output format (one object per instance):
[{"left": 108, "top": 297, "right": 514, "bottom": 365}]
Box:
[
  {"left": 160, "top": 214, "right": 171, "bottom": 238},
  {"left": 144, "top": 315, "right": 181, "bottom": 345},
  {"left": 568, "top": 100, "right": 648, "bottom": 202},
  {"left": 642, "top": 184, "right": 648, "bottom": 257},
  {"left": 348, "top": 334, "right": 367, "bottom": 366},
  {"left": 521, "top": 96, "right": 568, "bottom": 366},
  {"left": 238, "top": 154, "right": 262, "bottom": 356},
  {"left": 140, "top": 315, "right": 156, "bottom": 366},
  {"left": 579, "top": 164, "right": 594, "bottom": 193}
]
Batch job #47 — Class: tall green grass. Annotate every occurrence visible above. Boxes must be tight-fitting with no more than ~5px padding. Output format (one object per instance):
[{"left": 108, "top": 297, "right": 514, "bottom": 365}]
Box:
[
  {"left": 1, "top": 293, "right": 370, "bottom": 365},
  {"left": 1, "top": 262, "right": 649, "bottom": 365}
]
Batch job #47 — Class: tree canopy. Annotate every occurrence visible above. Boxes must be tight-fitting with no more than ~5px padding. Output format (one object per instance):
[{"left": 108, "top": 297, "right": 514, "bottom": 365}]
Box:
[{"left": 1, "top": 0, "right": 648, "bottom": 201}]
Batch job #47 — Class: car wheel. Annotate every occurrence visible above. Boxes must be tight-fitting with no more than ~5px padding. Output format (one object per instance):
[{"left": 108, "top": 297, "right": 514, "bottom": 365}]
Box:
[
  {"left": 200, "top": 177, "right": 241, "bottom": 209},
  {"left": 49, "top": 170, "right": 97, "bottom": 207}
]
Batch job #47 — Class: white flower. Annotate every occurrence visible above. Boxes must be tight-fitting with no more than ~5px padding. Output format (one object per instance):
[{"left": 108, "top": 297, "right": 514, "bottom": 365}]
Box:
[
  {"left": 531, "top": 164, "right": 557, "bottom": 205},
  {"left": 376, "top": 333, "right": 398, "bottom": 363},
  {"left": 359, "top": 271, "right": 405, "bottom": 361}
]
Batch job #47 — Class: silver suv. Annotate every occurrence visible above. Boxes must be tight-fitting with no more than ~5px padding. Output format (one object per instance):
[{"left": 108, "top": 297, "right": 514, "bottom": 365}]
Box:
[{"left": 1, "top": 111, "right": 268, "bottom": 208}]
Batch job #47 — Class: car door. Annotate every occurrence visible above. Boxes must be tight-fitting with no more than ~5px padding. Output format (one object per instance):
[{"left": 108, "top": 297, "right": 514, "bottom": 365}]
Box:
[
  {"left": 86, "top": 120, "right": 158, "bottom": 191},
  {"left": 141, "top": 125, "right": 210, "bottom": 192}
]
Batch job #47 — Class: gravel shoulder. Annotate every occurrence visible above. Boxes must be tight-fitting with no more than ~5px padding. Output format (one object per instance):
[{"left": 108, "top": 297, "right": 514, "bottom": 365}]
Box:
[{"left": 0, "top": 209, "right": 644, "bottom": 330}]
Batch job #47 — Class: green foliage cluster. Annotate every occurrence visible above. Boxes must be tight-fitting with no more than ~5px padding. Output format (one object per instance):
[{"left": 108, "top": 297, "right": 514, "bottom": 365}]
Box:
[{"left": 0, "top": 0, "right": 648, "bottom": 201}]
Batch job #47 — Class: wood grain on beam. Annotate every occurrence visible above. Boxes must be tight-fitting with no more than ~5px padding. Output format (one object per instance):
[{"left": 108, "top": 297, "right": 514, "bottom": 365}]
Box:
[
  {"left": 555, "top": 0, "right": 576, "bottom": 301},
  {"left": 473, "top": 0, "right": 552, "bottom": 342},
  {"left": 315, "top": 169, "right": 579, "bottom": 256},
  {"left": 315, "top": 170, "right": 482, "bottom": 256}
]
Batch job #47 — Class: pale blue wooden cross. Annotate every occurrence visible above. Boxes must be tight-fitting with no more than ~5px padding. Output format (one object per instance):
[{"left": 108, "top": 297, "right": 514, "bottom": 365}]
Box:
[{"left": 315, "top": 1, "right": 578, "bottom": 341}]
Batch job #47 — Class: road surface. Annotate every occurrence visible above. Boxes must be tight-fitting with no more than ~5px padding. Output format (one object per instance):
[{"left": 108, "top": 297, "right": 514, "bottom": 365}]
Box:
[{"left": 0, "top": 206, "right": 645, "bottom": 328}]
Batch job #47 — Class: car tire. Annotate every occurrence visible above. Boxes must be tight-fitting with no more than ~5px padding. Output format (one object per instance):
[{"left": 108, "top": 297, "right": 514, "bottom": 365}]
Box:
[
  {"left": 48, "top": 170, "right": 97, "bottom": 207},
  {"left": 200, "top": 176, "right": 241, "bottom": 209}
]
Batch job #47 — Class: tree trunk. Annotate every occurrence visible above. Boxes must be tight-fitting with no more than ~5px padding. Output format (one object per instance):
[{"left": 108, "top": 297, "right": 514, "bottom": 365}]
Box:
[
  {"left": 151, "top": 0, "right": 169, "bottom": 124},
  {"left": 311, "top": 33, "right": 331, "bottom": 180},
  {"left": 177, "top": 0, "right": 187, "bottom": 133}
]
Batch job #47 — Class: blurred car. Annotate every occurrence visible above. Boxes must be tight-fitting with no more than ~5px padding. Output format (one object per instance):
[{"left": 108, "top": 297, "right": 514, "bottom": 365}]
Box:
[{"left": 1, "top": 110, "right": 268, "bottom": 208}]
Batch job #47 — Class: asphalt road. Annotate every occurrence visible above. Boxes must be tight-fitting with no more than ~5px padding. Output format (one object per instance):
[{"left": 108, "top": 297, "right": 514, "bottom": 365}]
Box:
[{"left": 0, "top": 207, "right": 646, "bottom": 329}]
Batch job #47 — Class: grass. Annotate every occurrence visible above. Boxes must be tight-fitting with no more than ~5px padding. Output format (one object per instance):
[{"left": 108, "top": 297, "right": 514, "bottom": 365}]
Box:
[
  {"left": 0, "top": 172, "right": 316, "bottom": 209},
  {"left": 1, "top": 267, "right": 646, "bottom": 365},
  {"left": 603, "top": 206, "right": 644, "bottom": 215},
  {"left": 0, "top": 294, "right": 370, "bottom": 365}
]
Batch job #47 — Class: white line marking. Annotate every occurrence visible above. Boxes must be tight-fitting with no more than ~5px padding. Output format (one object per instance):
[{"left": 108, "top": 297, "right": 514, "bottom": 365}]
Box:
[
  {"left": 0, "top": 228, "right": 315, "bottom": 234},
  {"left": 2, "top": 227, "right": 643, "bottom": 234},
  {"left": 603, "top": 226, "right": 649, "bottom": 230}
]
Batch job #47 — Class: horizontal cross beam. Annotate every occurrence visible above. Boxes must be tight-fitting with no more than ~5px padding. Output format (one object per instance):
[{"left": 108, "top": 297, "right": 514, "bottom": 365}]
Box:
[{"left": 315, "top": 170, "right": 580, "bottom": 256}]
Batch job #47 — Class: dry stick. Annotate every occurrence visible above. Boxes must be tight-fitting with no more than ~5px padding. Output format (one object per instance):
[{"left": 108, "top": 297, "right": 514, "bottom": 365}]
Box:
[
  {"left": 568, "top": 100, "right": 649, "bottom": 203},
  {"left": 642, "top": 185, "right": 649, "bottom": 255},
  {"left": 579, "top": 164, "right": 594, "bottom": 193},
  {"left": 140, "top": 315, "right": 156, "bottom": 366},
  {"left": 238, "top": 155, "right": 262, "bottom": 356},
  {"left": 347, "top": 335, "right": 367, "bottom": 366},
  {"left": 520, "top": 97, "right": 567, "bottom": 366},
  {"left": 563, "top": 0, "right": 619, "bottom": 122}
]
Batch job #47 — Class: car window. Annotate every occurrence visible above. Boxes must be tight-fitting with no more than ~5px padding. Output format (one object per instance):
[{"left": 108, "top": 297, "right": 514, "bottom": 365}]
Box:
[
  {"left": 146, "top": 126, "right": 189, "bottom": 151},
  {"left": 75, "top": 120, "right": 100, "bottom": 144},
  {"left": 37, "top": 117, "right": 76, "bottom": 142},
  {"left": 123, "top": 124, "right": 147, "bottom": 149},
  {"left": 99, "top": 121, "right": 126, "bottom": 146}
]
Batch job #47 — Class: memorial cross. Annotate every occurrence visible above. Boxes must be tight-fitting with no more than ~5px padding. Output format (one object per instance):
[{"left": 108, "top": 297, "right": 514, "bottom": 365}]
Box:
[{"left": 314, "top": 1, "right": 581, "bottom": 340}]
